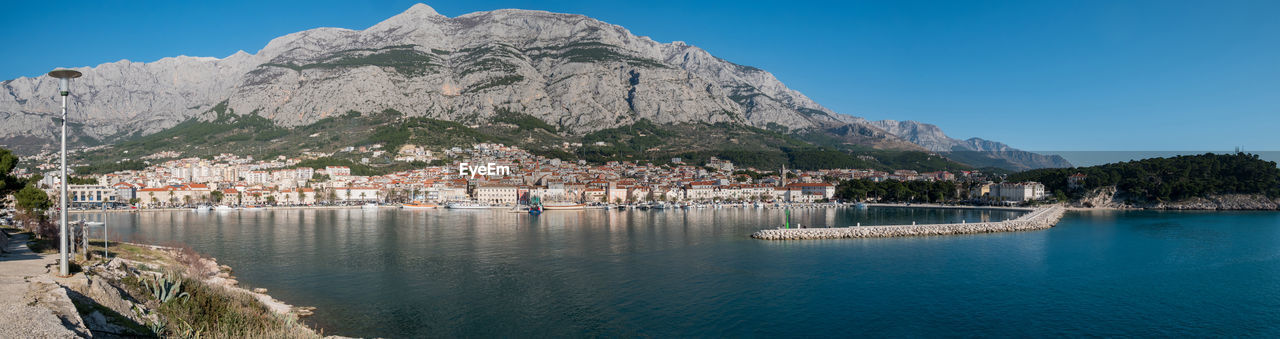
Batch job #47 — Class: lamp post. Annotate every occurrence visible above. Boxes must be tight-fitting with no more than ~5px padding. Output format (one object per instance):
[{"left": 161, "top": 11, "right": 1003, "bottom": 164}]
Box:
[{"left": 48, "top": 69, "right": 82, "bottom": 276}]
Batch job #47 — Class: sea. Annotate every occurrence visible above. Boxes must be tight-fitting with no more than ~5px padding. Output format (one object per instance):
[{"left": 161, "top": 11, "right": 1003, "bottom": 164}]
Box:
[{"left": 76, "top": 207, "right": 1280, "bottom": 337}]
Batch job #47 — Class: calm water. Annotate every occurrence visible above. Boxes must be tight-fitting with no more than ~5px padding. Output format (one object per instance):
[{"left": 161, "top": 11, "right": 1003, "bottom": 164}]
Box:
[{"left": 78, "top": 207, "right": 1280, "bottom": 337}]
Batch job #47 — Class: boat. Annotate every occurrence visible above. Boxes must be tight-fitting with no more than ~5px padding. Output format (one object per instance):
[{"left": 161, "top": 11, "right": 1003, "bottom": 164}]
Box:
[
  {"left": 542, "top": 202, "right": 586, "bottom": 210},
  {"left": 193, "top": 205, "right": 211, "bottom": 212},
  {"left": 362, "top": 203, "right": 380, "bottom": 210},
  {"left": 83, "top": 221, "right": 105, "bottom": 226},
  {"left": 528, "top": 196, "right": 543, "bottom": 215},
  {"left": 446, "top": 202, "right": 493, "bottom": 209},
  {"left": 855, "top": 202, "right": 869, "bottom": 209},
  {"left": 214, "top": 205, "right": 235, "bottom": 212},
  {"left": 242, "top": 205, "right": 264, "bottom": 211},
  {"left": 402, "top": 202, "right": 439, "bottom": 210}
]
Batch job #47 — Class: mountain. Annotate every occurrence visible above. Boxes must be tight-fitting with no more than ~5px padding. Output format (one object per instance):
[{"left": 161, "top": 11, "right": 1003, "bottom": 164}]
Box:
[
  {"left": 868, "top": 120, "right": 1071, "bottom": 170},
  {"left": 0, "top": 3, "right": 1062, "bottom": 170}
]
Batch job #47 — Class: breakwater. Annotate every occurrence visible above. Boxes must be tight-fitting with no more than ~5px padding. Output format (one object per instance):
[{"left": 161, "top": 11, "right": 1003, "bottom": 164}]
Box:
[{"left": 751, "top": 205, "right": 1066, "bottom": 240}]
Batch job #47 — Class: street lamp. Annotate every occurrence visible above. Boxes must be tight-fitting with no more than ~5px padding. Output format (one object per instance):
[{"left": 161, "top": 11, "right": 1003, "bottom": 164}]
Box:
[{"left": 48, "top": 69, "right": 81, "bottom": 276}]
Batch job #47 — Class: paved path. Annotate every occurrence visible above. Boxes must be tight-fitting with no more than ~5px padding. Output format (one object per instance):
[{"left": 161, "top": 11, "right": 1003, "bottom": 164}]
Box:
[{"left": 0, "top": 231, "right": 86, "bottom": 338}]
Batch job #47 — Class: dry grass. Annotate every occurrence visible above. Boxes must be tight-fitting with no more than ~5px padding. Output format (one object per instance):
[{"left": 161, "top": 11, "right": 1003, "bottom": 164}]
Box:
[
  {"left": 168, "top": 242, "right": 216, "bottom": 278},
  {"left": 94, "top": 244, "right": 321, "bottom": 338},
  {"left": 117, "top": 272, "right": 317, "bottom": 338}
]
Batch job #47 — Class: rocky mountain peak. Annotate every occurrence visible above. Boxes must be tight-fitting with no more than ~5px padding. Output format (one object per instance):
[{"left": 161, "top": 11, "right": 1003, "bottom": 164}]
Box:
[
  {"left": 404, "top": 3, "right": 443, "bottom": 17},
  {"left": 368, "top": 3, "right": 446, "bottom": 32}
]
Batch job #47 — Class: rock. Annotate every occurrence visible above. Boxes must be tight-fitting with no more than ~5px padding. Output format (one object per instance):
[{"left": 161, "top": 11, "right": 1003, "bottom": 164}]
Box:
[
  {"left": 294, "top": 306, "right": 316, "bottom": 317},
  {"left": 1153, "top": 194, "right": 1279, "bottom": 210},
  {"left": 1078, "top": 186, "right": 1129, "bottom": 209},
  {"left": 752, "top": 206, "right": 1065, "bottom": 240},
  {"left": 253, "top": 287, "right": 268, "bottom": 293},
  {"left": 1074, "top": 186, "right": 1278, "bottom": 210},
  {"left": 24, "top": 281, "right": 92, "bottom": 338}
]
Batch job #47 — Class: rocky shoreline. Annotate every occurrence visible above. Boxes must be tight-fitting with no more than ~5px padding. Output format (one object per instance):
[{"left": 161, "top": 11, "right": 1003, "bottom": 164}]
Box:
[
  {"left": 7, "top": 238, "right": 326, "bottom": 338},
  {"left": 1077, "top": 186, "right": 1279, "bottom": 210},
  {"left": 751, "top": 206, "right": 1065, "bottom": 240}
]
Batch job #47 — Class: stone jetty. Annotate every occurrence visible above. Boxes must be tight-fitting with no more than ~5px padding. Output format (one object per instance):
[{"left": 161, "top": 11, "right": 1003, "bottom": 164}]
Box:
[{"left": 751, "top": 205, "right": 1066, "bottom": 240}]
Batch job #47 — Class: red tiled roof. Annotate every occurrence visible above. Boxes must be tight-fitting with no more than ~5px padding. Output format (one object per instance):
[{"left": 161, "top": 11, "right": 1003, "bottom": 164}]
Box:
[{"left": 785, "top": 183, "right": 833, "bottom": 187}]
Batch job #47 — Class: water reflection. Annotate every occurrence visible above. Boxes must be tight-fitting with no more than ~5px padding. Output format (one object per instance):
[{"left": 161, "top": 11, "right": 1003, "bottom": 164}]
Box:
[{"left": 81, "top": 206, "right": 1026, "bottom": 337}]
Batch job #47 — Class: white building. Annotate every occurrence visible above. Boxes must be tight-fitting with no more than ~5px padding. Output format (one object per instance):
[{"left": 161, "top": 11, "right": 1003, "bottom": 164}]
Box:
[
  {"left": 475, "top": 185, "right": 518, "bottom": 205},
  {"left": 68, "top": 185, "right": 116, "bottom": 208},
  {"left": 334, "top": 187, "right": 380, "bottom": 202},
  {"left": 989, "top": 182, "right": 1047, "bottom": 202}
]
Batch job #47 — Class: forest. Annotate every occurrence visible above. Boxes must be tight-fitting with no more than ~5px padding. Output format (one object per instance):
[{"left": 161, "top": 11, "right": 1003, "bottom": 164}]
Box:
[
  {"left": 835, "top": 179, "right": 966, "bottom": 203},
  {"left": 1006, "top": 153, "right": 1280, "bottom": 204}
]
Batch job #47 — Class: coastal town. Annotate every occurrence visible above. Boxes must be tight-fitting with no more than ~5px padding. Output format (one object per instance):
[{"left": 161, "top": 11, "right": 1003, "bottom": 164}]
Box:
[{"left": 12, "top": 142, "right": 1050, "bottom": 210}]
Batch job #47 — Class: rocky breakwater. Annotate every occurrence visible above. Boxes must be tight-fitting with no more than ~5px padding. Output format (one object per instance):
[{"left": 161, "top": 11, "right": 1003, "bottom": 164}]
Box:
[
  {"left": 751, "top": 206, "right": 1066, "bottom": 240},
  {"left": 1152, "top": 194, "right": 1280, "bottom": 210}
]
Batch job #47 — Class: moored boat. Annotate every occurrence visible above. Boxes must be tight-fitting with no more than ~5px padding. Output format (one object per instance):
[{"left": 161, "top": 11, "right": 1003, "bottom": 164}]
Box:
[
  {"left": 446, "top": 202, "right": 493, "bottom": 209},
  {"left": 542, "top": 202, "right": 586, "bottom": 210},
  {"left": 402, "top": 201, "right": 439, "bottom": 209}
]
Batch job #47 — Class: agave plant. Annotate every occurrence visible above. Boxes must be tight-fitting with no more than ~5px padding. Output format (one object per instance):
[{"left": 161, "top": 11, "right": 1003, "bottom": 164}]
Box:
[
  {"left": 148, "top": 320, "right": 167, "bottom": 336},
  {"left": 146, "top": 275, "right": 191, "bottom": 304}
]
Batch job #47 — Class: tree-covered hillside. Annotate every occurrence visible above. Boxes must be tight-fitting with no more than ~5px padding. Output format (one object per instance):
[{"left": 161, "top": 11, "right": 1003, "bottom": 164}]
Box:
[
  {"left": 70, "top": 106, "right": 977, "bottom": 174},
  {"left": 1007, "top": 153, "right": 1280, "bottom": 204}
]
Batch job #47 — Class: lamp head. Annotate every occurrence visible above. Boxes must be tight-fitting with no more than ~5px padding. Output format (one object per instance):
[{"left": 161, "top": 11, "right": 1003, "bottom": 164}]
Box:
[{"left": 47, "top": 69, "right": 82, "bottom": 96}]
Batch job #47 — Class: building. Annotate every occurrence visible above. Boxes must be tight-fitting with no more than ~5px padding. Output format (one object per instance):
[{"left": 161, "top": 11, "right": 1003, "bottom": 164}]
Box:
[
  {"left": 326, "top": 166, "right": 351, "bottom": 177},
  {"left": 784, "top": 183, "right": 836, "bottom": 202},
  {"left": 1068, "top": 173, "right": 1088, "bottom": 189},
  {"left": 334, "top": 187, "right": 380, "bottom": 202},
  {"left": 67, "top": 185, "right": 117, "bottom": 208},
  {"left": 706, "top": 157, "right": 734, "bottom": 172},
  {"left": 112, "top": 182, "right": 138, "bottom": 205},
  {"left": 988, "top": 182, "right": 1047, "bottom": 202},
  {"left": 274, "top": 188, "right": 317, "bottom": 205},
  {"left": 137, "top": 187, "right": 175, "bottom": 207},
  {"left": 683, "top": 181, "right": 718, "bottom": 201},
  {"left": 474, "top": 185, "right": 518, "bottom": 205}
]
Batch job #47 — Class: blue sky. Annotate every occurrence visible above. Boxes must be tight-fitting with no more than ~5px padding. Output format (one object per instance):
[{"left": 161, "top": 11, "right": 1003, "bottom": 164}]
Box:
[{"left": 3, "top": 0, "right": 1277, "bottom": 154}]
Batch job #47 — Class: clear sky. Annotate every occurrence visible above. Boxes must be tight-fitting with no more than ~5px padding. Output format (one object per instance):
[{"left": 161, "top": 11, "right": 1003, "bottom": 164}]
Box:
[{"left": 3, "top": 0, "right": 1277, "bottom": 153}]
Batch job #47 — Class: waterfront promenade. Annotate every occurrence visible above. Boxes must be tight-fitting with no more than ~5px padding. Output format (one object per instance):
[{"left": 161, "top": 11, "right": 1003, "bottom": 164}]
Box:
[
  {"left": 0, "top": 232, "right": 90, "bottom": 337},
  {"left": 68, "top": 205, "right": 370, "bottom": 214},
  {"left": 751, "top": 205, "right": 1066, "bottom": 240}
]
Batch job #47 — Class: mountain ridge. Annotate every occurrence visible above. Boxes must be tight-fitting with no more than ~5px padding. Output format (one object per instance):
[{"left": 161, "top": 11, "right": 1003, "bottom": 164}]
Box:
[
  {"left": 867, "top": 120, "right": 1071, "bottom": 170},
  {"left": 1, "top": 3, "right": 1064, "bottom": 170}
]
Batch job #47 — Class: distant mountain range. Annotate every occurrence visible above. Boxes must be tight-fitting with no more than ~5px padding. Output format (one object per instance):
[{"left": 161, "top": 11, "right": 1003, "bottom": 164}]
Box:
[
  {"left": 0, "top": 3, "right": 1068, "bottom": 170},
  {"left": 868, "top": 120, "right": 1072, "bottom": 169}
]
